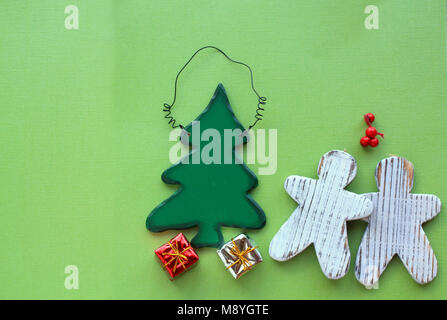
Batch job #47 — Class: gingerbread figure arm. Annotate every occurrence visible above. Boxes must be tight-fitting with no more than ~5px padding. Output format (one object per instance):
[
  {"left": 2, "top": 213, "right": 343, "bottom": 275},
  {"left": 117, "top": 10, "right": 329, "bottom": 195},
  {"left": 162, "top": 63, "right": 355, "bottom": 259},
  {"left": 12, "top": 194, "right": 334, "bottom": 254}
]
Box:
[
  {"left": 343, "top": 191, "right": 374, "bottom": 221},
  {"left": 359, "top": 192, "right": 378, "bottom": 222},
  {"left": 410, "top": 194, "right": 442, "bottom": 224},
  {"left": 284, "top": 175, "right": 316, "bottom": 205}
]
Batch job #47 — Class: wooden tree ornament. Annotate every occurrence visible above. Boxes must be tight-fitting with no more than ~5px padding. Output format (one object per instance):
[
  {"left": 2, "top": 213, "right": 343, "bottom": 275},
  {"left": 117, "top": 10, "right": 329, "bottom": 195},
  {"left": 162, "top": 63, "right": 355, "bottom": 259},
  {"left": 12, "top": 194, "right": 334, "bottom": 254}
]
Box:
[
  {"left": 355, "top": 156, "right": 442, "bottom": 286},
  {"left": 269, "top": 150, "right": 373, "bottom": 279},
  {"left": 147, "top": 84, "right": 266, "bottom": 248}
]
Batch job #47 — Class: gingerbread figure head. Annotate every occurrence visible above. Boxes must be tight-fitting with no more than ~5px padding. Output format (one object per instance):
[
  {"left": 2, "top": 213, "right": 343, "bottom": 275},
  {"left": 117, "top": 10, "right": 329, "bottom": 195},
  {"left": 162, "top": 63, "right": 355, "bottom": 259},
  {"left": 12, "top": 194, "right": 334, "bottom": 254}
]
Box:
[
  {"left": 375, "top": 156, "right": 414, "bottom": 193},
  {"left": 317, "top": 150, "right": 357, "bottom": 188}
]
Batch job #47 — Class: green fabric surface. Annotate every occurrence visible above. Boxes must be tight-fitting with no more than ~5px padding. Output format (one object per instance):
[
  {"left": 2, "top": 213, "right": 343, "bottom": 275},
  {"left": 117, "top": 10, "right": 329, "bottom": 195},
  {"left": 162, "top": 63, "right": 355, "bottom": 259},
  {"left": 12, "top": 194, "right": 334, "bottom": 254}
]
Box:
[{"left": 0, "top": 0, "right": 446, "bottom": 299}]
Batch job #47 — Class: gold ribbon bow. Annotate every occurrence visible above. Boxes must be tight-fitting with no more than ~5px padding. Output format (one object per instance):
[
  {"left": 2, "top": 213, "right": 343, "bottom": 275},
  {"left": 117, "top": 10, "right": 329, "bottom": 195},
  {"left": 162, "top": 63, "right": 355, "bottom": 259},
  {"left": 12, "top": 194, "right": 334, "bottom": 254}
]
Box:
[
  {"left": 162, "top": 240, "right": 191, "bottom": 273},
  {"left": 226, "top": 238, "right": 258, "bottom": 271}
]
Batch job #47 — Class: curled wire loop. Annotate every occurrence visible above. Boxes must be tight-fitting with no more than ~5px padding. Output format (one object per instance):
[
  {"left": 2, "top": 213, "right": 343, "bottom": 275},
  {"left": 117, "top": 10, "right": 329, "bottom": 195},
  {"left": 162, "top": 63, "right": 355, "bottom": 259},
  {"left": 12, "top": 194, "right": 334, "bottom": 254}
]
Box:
[{"left": 162, "top": 46, "right": 267, "bottom": 131}]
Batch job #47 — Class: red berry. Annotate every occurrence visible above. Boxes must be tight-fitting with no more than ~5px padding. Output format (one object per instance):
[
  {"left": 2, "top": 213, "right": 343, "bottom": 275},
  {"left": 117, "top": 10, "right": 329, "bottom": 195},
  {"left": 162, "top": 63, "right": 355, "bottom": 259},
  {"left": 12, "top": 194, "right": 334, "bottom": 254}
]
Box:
[
  {"left": 365, "top": 126, "right": 377, "bottom": 138},
  {"left": 360, "top": 136, "right": 370, "bottom": 147},
  {"left": 369, "top": 138, "right": 379, "bottom": 147},
  {"left": 366, "top": 113, "right": 375, "bottom": 123}
]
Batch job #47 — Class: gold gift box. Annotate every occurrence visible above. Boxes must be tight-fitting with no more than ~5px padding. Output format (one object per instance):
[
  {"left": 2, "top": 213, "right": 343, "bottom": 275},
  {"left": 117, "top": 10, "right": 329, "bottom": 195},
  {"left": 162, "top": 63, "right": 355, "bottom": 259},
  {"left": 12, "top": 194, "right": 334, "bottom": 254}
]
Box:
[{"left": 217, "top": 234, "right": 263, "bottom": 279}]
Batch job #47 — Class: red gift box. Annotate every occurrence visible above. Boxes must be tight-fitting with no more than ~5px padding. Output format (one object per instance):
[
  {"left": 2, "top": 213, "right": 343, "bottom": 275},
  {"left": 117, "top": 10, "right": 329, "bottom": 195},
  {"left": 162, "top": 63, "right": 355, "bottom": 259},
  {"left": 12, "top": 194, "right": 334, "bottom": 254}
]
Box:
[{"left": 155, "top": 233, "right": 199, "bottom": 279}]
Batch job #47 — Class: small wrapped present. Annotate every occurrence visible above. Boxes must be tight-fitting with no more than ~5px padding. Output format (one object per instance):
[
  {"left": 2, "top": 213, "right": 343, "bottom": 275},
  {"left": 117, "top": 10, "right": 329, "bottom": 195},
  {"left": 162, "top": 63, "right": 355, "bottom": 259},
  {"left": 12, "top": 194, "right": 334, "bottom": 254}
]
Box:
[
  {"left": 217, "top": 234, "right": 262, "bottom": 279},
  {"left": 155, "top": 233, "right": 199, "bottom": 280}
]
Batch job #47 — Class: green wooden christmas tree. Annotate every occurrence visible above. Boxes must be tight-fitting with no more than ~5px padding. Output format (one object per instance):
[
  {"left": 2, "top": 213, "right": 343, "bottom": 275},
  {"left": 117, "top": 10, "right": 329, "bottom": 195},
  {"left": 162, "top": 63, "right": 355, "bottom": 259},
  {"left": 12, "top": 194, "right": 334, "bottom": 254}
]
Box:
[{"left": 146, "top": 84, "right": 266, "bottom": 248}]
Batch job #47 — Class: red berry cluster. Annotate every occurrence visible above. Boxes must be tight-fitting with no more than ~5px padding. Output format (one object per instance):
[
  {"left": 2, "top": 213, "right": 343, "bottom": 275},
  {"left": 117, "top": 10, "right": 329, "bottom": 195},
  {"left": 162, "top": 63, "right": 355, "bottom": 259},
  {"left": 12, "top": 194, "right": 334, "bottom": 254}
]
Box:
[{"left": 360, "top": 113, "right": 384, "bottom": 148}]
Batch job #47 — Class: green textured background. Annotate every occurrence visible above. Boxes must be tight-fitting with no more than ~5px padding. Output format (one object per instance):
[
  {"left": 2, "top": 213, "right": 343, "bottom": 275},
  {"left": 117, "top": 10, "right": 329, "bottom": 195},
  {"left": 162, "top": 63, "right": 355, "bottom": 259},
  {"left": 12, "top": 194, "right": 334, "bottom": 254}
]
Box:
[{"left": 0, "top": 0, "right": 446, "bottom": 299}]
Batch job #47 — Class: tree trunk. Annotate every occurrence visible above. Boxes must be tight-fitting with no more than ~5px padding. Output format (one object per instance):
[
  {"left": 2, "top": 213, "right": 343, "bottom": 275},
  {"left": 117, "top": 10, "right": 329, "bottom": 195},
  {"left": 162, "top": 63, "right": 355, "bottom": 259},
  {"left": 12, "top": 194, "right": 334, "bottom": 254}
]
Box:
[{"left": 191, "top": 223, "right": 222, "bottom": 248}]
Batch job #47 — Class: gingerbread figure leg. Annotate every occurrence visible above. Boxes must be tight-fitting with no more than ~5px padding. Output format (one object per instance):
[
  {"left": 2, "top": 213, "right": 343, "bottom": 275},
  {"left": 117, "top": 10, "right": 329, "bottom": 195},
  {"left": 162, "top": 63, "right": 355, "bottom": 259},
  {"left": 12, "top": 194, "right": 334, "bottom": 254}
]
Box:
[
  {"left": 269, "top": 208, "right": 313, "bottom": 261},
  {"left": 314, "top": 227, "right": 351, "bottom": 279},
  {"left": 398, "top": 229, "right": 438, "bottom": 284},
  {"left": 355, "top": 225, "right": 395, "bottom": 287}
]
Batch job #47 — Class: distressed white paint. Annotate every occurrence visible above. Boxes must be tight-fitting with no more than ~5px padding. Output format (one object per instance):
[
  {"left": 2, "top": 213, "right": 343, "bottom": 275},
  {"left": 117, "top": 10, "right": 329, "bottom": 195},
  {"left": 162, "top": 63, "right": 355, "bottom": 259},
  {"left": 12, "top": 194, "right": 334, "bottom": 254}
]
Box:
[
  {"left": 269, "top": 150, "right": 373, "bottom": 279},
  {"left": 355, "top": 156, "right": 442, "bottom": 286}
]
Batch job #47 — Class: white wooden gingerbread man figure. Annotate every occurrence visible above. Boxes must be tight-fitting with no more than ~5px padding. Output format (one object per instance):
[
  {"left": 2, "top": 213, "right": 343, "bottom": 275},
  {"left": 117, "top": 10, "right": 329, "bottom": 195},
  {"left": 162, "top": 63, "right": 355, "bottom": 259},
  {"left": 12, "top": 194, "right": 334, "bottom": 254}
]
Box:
[
  {"left": 355, "top": 156, "right": 442, "bottom": 286},
  {"left": 269, "top": 150, "right": 373, "bottom": 279}
]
